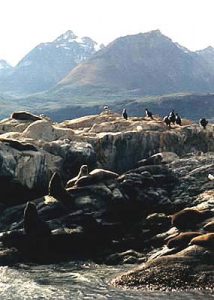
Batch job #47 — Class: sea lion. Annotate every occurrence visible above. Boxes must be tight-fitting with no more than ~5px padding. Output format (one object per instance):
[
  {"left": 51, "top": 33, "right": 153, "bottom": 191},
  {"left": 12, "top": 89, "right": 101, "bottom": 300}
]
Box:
[
  {"left": 137, "top": 153, "right": 163, "bottom": 167},
  {"left": 170, "top": 208, "right": 212, "bottom": 230},
  {"left": 74, "top": 168, "right": 119, "bottom": 187},
  {"left": 24, "top": 202, "right": 51, "bottom": 237},
  {"left": 11, "top": 111, "right": 42, "bottom": 122},
  {"left": 0, "top": 138, "right": 38, "bottom": 151},
  {"left": 49, "top": 172, "right": 73, "bottom": 204},
  {"left": 66, "top": 165, "right": 88, "bottom": 188},
  {"left": 203, "top": 221, "right": 214, "bottom": 232},
  {"left": 190, "top": 233, "right": 214, "bottom": 249},
  {"left": 167, "top": 232, "right": 202, "bottom": 249}
]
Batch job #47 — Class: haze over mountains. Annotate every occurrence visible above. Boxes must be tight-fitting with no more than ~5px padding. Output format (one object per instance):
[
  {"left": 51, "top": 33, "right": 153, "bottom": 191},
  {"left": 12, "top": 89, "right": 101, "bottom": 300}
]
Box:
[{"left": 0, "top": 29, "right": 214, "bottom": 121}]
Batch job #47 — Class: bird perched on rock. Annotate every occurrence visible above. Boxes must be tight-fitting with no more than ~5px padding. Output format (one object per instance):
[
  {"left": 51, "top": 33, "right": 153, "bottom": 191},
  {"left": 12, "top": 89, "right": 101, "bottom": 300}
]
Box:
[
  {"left": 103, "top": 105, "right": 109, "bottom": 112},
  {"left": 175, "top": 113, "right": 182, "bottom": 126},
  {"left": 145, "top": 108, "right": 153, "bottom": 119},
  {"left": 208, "top": 174, "right": 214, "bottom": 181},
  {"left": 122, "top": 109, "right": 128, "bottom": 120},
  {"left": 168, "top": 110, "right": 176, "bottom": 124},
  {"left": 163, "top": 116, "right": 171, "bottom": 128},
  {"left": 199, "top": 118, "right": 208, "bottom": 129}
]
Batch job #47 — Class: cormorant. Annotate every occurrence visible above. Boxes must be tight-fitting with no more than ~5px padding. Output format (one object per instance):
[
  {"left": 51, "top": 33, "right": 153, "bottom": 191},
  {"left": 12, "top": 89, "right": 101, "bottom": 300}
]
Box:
[
  {"left": 145, "top": 108, "right": 153, "bottom": 119},
  {"left": 122, "top": 109, "right": 128, "bottom": 120},
  {"left": 169, "top": 110, "right": 176, "bottom": 124},
  {"left": 163, "top": 116, "right": 171, "bottom": 128},
  {"left": 175, "top": 113, "right": 182, "bottom": 126},
  {"left": 103, "top": 105, "right": 109, "bottom": 111},
  {"left": 199, "top": 118, "right": 208, "bottom": 129}
]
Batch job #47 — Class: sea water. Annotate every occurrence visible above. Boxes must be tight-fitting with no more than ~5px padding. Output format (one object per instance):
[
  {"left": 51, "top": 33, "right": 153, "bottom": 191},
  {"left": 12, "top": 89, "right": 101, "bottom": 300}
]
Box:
[{"left": 0, "top": 261, "right": 213, "bottom": 299}]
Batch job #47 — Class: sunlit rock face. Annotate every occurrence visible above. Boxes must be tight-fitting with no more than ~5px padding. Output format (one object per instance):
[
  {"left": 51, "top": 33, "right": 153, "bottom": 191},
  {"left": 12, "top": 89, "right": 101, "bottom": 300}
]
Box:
[
  {"left": 0, "top": 110, "right": 212, "bottom": 204},
  {"left": 60, "top": 111, "right": 214, "bottom": 172},
  {"left": 112, "top": 245, "right": 214, "bottom": 291}
]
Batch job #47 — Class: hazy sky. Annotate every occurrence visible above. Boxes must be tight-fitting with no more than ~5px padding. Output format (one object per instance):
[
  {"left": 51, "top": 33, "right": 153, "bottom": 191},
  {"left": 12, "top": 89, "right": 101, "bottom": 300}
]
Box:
[{"left": 1, "top": 0, "right": 214, "bottom": 65}]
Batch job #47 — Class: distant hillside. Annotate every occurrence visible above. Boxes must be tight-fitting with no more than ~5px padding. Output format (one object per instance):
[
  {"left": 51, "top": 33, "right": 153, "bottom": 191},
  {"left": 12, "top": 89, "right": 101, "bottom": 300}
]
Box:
[
  {"left": 53, "top": 30, "right": 214, "bottom": 99},
  {"left": 196, "top": 46, "right": 214, "bottom": 72},
  {"left": 0, "top": 60, "right": 13, "bottom": 78},
  {"left": 0, "top": 30, "right": 102, "bottom": 95},
  {"left": 42, "top": 93, "right": 214, "bottom": 122}
]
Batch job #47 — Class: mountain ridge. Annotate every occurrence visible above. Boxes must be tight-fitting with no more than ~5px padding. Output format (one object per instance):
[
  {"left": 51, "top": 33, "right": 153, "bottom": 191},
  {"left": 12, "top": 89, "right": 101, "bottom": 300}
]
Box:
[
  {"left": 55, "top": 30, "right": 214, "bottom": 98},
  {"left": 0, "top": 30, "right": 102, "bottom": 95}
]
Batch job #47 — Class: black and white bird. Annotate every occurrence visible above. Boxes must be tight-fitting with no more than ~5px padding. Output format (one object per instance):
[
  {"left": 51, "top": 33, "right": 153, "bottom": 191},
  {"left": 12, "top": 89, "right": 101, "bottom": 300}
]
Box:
[
  {"left": 145, "top": 108, "right": 153, "bottom": 119},
  {"left": 169, "top": 110, "right": 176, "bottom": 124},
  {"left": 208, "top": 174, "right": 214, "bottom": 181},
  {"left": 199, "top": 118, "right": 208, "bottom": 129},
  {"left": 122, "top": 109, "right": 128, "bottom": 120},
  {"left": 175, "top": 113, "right": 182, "bottom": 126},
  {"left": 163, "top": 116, "right": 171, "bottom": 127},
  {"left": 103, "top": 105, "right": 109, "bottom": 111}
]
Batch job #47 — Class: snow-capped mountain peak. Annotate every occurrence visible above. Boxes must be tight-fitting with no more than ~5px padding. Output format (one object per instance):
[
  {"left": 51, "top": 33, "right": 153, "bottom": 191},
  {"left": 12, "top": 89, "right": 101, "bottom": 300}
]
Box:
[
  {"left": 53, "top": 30, "right": 102, "bottom": 50},
  {"left": 1, "top": 30, "right": 103, "bottom": 94},
  {"left": 54, "top": 30, "right": 77, "bottom": 42}
]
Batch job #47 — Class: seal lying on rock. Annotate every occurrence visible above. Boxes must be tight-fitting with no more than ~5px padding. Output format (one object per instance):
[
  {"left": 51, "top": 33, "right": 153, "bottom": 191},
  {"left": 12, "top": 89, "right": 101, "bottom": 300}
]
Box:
[
  {"left": 167, "top": 232, "right": 202, "bottom": 249},
  {"left": 66, "top": 165, "right": 88, "bottom": 188},
  {"left": 48, "top": 172, "right": 73, "bottom": 204},
  {"left": 137, "top": 153, "right": 163, "bottom": 167},
  {"left": 24, "top": 202, "right": 51, "bottom": 237},
  {"left": 190, "top": 233, "right": 214, "bottom": 249},
  {"left": 203, "top": 221, "right": 214, "bottom": 232},
  {"left": 0, "top": 138, "right": 38, "bottom": 152},
  {"left": 73, "top": 169, "right": 119, "bottom": 187},
  {"left": 11, "top": 111, "right": 42, "bottom": 122},
  {"left": 170, "top": 208, "right": 212, "bottom": 230}
]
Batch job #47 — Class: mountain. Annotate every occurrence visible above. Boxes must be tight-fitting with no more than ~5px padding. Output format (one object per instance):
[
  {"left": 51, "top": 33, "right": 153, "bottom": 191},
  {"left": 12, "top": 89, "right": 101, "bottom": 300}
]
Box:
[
  {"left": 0, "top": 60, "right": 13, "bottom": 77},
  {"left": 196, "top": 46, "right": 214, "bottom": 71},
  {"left": 0, "top": 30, "right": 102, "bottom": 95},
  {"left": 54, "top": 30, "right": 214, "bottom": 98}
]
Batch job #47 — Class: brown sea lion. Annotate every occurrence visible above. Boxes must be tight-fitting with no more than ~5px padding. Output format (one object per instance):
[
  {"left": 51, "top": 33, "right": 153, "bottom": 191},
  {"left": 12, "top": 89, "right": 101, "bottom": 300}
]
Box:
[
  {"left": 190, "top": 233, "right": 214, "bottom": 249},
  {"left": 0, "top": 138, "right": 37, "bottom": 151},
  {"left": 75, "top": 168, "right": 119, "bottom": 187},
  {"left": 170, "top": 208, "right": 212, "bottom": 230},
  {"left": 24, "top": 202, "right": 51, "bottom": 237},
  {"left": 49, "top": 172, "right": 73, "bottom": 204},
  {"left": 203, "top": 221, "right": 214, "bottom": 232},
  {"left": 66, "top": 165, "right": 88, "bottom": 188},
  {"left": 167, "top": 232, "right": 202, "bottom": 249}
]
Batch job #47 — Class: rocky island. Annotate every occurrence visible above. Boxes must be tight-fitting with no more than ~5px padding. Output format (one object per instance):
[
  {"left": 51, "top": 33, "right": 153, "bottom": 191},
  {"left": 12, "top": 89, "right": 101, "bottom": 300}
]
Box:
[{"left": 0, "top": 110, "right": 213, "bottom": 292}]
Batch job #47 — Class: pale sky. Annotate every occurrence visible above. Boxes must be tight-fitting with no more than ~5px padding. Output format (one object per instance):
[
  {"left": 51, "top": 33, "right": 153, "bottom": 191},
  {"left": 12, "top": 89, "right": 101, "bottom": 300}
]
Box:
[{"left": 1, "top": 0, "right": 214, "bottom": 66}]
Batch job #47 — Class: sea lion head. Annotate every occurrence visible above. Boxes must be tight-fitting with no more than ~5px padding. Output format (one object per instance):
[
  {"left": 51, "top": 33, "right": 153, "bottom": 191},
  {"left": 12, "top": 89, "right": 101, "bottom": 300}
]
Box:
[
  {"left": 24, "top": 201, "right": 38, "bottom": 219},
  {"left": 80, "top": 165, "right": 88, "bottom": 177},
  {"left": 49, "top": 172, "right": 65, "bottom": 197}
]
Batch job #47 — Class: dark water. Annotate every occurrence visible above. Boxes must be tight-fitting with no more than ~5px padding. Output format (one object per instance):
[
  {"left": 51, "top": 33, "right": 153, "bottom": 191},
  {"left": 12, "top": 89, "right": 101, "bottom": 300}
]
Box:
[{"left": 0, "top": 262, "right": 213, "bottom": 300}]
